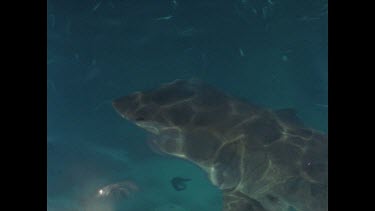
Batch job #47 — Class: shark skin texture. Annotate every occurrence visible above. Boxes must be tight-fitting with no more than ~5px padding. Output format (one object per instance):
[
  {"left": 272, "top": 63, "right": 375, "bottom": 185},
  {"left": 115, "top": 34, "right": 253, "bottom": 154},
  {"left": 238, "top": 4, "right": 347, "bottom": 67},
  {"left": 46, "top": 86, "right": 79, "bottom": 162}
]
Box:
[{"left": 112, "top": 79, "right": 328, "bottom": 211}]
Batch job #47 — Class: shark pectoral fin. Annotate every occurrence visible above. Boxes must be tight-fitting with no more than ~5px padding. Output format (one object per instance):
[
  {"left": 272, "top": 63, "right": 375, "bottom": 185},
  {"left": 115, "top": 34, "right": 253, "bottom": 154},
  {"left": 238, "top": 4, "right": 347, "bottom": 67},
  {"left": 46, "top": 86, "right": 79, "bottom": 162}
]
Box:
[{"left": 223, "top": 190, "right": 267, "bottom": 211}]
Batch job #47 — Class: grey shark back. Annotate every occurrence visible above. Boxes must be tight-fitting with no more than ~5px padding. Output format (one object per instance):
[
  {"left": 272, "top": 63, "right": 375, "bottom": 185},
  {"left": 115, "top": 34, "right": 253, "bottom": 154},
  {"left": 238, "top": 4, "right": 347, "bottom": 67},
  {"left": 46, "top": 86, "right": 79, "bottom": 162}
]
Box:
[{"left": 112, "top": 79, "right": 327, "bottom": 211}]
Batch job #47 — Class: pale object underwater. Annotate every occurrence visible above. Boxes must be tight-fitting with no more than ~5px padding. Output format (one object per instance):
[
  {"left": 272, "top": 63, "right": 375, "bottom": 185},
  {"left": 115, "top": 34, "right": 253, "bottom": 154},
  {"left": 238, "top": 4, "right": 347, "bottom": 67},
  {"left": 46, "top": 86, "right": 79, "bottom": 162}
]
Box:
[{"left": 96, "top": 180, "right": 139, "bottom": 200}]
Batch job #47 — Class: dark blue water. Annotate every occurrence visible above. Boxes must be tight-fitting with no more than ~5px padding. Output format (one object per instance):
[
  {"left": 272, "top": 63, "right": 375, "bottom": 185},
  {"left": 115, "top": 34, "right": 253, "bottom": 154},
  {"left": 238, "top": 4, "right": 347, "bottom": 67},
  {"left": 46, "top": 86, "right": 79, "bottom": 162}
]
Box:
[{"left": 47, "top": 0, "right": 327, "bottom": 210}]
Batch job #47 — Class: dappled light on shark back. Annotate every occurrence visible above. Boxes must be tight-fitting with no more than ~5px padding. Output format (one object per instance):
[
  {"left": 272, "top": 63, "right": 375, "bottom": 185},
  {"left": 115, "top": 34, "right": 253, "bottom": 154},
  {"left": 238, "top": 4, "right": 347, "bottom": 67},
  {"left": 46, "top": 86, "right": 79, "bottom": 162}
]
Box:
[
  {"left": 146, "top": 127, "right": 186, "bottom": 157},
  {"left": 112, "top": 79, "right": 328, "bottom": 211}
]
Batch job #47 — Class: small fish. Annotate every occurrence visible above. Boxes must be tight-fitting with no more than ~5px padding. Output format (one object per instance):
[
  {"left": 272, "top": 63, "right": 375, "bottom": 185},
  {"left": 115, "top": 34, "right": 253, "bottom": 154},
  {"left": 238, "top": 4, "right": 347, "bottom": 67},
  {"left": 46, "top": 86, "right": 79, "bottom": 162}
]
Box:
[
  {"left": 299, "top": 16, "right": 321, "bottom": 22},
  {"left": 74, "top": 53, "right": 79, "bottom": 61},
  {"left": 84, "top": 66, "right": 101, "bottom": 83},
  {"left": 282, "top": 55, "right": 288, "bottom": 62},
  {"left": 283, "top": 49, "right": 293, "bottom": 54},
  {"left": 66, "top": 20, "right": 71, "bottom": 35},
  {"left": 172, "top": 0, "right": 178, "bottom": 9},
  {"left": 92, "top": 1, "right": 102, "bottom": 12},
  {"left": 183, "top": 47, "right": 193, "bottom": 52},
  {"left": 315, "top": 104, "right": 328, "bottom": 108},
  {"left": 262, "top": 7, "right": 268, "bottom": 19},
  {"left": 239, "top": 48, "right": 245, "bottom": 57},
  {"left": 180, "top": 27, "right": 195, "bottom": 36},
  {"left": 47, "top": 59, "right": 55, "bottom": 65},
  {"left": 108, "top": 0, "right": 115, "bottom": 9},
  {"left": 47, "top": 80, "right": 57, "bottom": 93},
  {"left": 155, "top": 15, "right": 174, "bottom": 21},
  {"left": 170, "top": 177, "right": 191, "bottom": 191},
  {"left": 50, "top": 14, "right": 55, "bottom": 28}
]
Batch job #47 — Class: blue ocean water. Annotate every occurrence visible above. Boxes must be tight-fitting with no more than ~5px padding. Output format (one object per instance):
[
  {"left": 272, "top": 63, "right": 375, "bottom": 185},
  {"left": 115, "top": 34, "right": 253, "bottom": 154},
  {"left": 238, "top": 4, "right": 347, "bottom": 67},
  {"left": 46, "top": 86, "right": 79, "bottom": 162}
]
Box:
[{"left": 47, "top": 0, "right": 327, "bottom": 210}]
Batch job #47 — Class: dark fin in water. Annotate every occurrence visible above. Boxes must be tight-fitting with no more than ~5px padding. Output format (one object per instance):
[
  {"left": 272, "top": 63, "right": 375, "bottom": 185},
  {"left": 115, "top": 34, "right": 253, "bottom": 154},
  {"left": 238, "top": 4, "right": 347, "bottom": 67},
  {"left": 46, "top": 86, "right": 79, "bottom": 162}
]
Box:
[
  {"left": 275, "top": 108, "right": 304, "bottom": 128},
  {"left": 223, "top": 190, "right": 267, "bottom": 211},
  {"left": 170, "top": 177, "right": 191, "bottom": 191}
]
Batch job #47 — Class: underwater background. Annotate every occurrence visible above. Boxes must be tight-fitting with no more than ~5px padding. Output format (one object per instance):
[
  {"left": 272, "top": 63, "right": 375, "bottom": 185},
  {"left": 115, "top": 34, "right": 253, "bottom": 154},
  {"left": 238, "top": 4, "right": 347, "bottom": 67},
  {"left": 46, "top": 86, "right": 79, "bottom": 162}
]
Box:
[{"left": 47, "top": 0, "right": 327, "bottom": 210}]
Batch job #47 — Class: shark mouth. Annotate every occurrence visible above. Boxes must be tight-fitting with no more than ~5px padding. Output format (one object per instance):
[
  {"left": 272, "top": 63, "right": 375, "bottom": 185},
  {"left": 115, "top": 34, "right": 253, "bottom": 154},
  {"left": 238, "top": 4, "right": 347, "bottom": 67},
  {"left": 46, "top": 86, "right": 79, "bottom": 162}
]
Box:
[{"left": 135, "top": 121, "right": 161, "bottom": 134}]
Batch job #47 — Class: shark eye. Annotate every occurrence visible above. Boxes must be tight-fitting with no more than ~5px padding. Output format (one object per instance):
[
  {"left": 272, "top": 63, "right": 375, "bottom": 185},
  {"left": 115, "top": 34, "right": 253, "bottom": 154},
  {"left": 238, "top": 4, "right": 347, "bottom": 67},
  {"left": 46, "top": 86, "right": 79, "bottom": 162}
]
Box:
[{"left": 135, "top": 117, "right": 145, "bottom": 121}]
